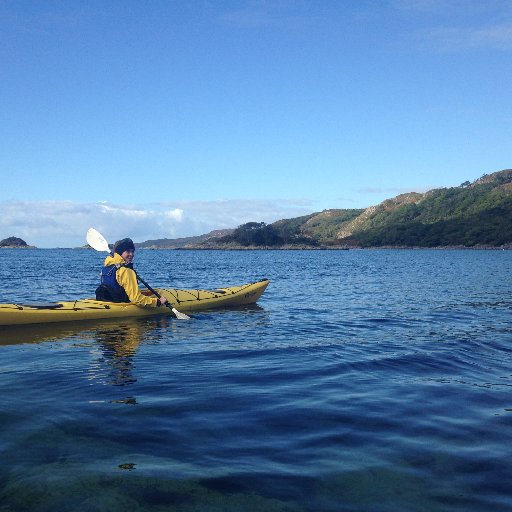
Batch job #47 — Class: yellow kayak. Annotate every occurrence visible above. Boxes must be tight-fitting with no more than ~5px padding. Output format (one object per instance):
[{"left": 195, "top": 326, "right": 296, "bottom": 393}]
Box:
[{"left": 0, "top": 279, "right": 269, "bottom": 326}]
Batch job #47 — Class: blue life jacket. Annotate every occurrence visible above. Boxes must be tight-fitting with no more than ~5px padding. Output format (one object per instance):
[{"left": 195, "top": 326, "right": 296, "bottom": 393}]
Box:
[{"left": 95, "top": 263, "right": 133, "bottom": 303}]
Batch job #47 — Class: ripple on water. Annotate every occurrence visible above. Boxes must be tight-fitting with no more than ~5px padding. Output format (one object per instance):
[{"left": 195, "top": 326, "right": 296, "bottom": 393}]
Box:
[{"left": 1, "top": 249, "right": 512, "bottom": 511}]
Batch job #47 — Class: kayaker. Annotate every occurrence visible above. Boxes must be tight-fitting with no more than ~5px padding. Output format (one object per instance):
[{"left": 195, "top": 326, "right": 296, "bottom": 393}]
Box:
[{"left": 95, "top": 238, "right": 168, "bottom": 307}]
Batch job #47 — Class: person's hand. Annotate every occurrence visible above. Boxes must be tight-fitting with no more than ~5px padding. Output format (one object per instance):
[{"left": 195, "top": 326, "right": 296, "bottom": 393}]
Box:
[{"left": 158, "top": 296, "right": 168, "bottom": 306}]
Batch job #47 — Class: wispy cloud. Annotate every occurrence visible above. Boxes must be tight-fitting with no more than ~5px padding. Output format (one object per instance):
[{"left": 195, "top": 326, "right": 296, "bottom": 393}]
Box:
[
  {"left": 392, "top": 0, "right": 511, "bottom": 17},
  {"left": 419, "top": 22, "right": 512, "bottom": 51},
  {"left": 392, "top": 0, "right": 512, "bottom": 51},
  {"left": 0, "top": 199, "right": 314, "bottom": 248},
  {"left": 357, "top": 186, "right": 434, "bottom": 195}
]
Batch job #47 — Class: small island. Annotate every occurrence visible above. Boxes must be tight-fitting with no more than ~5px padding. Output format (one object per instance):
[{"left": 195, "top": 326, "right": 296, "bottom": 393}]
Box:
[{"left": 0, "top": 236, "right": 35, "bottom": 249}]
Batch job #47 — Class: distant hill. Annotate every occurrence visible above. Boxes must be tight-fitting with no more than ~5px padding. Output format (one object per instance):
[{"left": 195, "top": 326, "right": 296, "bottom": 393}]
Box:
[
  {"left": 136, "top": 229, "right": 234, "bottom": 249},
  {"left": 339, "top": 169, "right": 512, "bottom": 247},
  {"left": 0, "top": 236, "right": 35, "bottom": 248},
  {"left": 176, "top": 169, "right": 512, "bottom": 249}
]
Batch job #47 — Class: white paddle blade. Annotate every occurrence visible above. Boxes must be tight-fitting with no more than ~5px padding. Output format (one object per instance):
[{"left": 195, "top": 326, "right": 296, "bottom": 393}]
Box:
[
  {"left": 86, "top": 228, "right": 110, "bottom": 252},
  {"left": 172, "top": 307, "right": 191, "bottom": 320}
]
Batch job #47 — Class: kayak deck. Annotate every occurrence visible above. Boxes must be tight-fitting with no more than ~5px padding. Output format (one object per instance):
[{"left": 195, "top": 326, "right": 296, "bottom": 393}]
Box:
[
  {"left": 153, "top": 280, "right": 269, "bottom": 311},
  {"left": 0, "top": 279, "right": 269, "bottom": 326}
]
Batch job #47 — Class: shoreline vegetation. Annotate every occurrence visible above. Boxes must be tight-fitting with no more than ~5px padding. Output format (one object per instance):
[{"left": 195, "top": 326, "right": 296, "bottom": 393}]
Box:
[{"left": 3, "top": 169, "right": 512, "bottom": 250}]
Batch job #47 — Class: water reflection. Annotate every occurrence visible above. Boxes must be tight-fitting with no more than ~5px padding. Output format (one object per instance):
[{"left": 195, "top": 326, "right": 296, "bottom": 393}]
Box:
[
  {"left": 95, "top": 317, "right": 174, "bottom": 388},
  {"left": 89, "top": 321, "right": 147, "bottom": 387},
  {"left": 0, "top": 317, "right": 174, "bottom": 387},
  {"left": 0, "top": 316, "right": 170, "bottom": 346},
  {"left": 0, "top": 321, "right": 91, "bottom": 345}
]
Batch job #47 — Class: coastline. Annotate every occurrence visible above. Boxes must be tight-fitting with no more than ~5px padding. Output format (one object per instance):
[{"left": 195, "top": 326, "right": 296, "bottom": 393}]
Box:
[
  {"left": 3, "top": 244, "right": 510, "bottom": 251},
  {"left": 0, "top": 246, "right": 36, "bottom": 249},
  {"left": 172, "top": 244, "right": 512, "bottom": 251}
]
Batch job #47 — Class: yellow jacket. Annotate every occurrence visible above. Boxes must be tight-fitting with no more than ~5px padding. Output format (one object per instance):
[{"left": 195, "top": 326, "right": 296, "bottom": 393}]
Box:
[{"left": 103, "top": 253, "right": 158, "bottom": 307}]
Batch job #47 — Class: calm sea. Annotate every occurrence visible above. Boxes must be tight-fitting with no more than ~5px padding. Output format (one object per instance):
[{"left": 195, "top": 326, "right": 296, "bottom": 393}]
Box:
[{"left": 0, "top": 248, "right": 511, "bottom": 511}]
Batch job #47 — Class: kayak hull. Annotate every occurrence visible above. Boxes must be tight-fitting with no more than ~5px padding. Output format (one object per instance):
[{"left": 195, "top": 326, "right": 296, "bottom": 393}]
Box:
[{"left": 0, "top": 279, "right": 269, "bottom": 326}]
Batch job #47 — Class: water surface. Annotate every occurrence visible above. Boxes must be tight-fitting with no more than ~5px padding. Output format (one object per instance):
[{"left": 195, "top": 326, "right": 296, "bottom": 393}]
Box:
[{"left": 0, "top": 249, "right": 511, "bottom": 511}]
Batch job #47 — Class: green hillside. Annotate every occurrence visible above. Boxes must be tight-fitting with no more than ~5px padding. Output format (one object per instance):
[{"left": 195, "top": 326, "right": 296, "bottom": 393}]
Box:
[
  {"left": 210, "top": 169, "right": 512, "bottom": 248},
  {"left": 136, "top": 229, "right": 234, "bottom": 249},
  {"left": 344, "top": 170, "right": 512, "bottom": 247}
]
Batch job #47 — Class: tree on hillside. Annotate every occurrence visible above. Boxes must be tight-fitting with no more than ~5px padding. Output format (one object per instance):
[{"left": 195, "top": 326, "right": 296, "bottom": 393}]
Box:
[{"left": 223, "top": 222, "right": 283, "bottom": 246}]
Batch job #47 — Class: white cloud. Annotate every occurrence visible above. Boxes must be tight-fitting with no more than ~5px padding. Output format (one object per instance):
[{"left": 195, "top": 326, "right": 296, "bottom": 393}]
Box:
[
  {"left": 165, "top": 208, "right": 184, "bottom": 221},
  {"left": 0, "top": 199, "right": 314, "bottom": 248}
]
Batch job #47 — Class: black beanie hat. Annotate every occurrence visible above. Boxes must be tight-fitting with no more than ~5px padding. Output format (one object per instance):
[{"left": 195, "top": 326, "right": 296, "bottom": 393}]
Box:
[{"left": 114, "top": 238, "right": 135, "bottom": 255}]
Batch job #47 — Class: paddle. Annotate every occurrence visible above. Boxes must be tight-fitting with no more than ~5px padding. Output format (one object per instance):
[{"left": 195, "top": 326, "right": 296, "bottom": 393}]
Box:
[{"left": 86, "top": 228, "right": 190, "bottom": 320}]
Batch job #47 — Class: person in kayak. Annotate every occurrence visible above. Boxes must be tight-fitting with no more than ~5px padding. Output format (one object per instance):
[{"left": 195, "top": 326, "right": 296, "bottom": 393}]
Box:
[{"left": 95, "top": 238, "right": 168, "bottom": 307}]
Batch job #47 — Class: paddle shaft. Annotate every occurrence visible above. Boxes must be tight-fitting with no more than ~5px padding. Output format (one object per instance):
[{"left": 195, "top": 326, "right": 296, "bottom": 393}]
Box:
[
  {"left": 135, "top": 272, "right": 164, "bottom": 302},
  {"left": 134, "top": 272, "right": 190, "bottom": 317}
]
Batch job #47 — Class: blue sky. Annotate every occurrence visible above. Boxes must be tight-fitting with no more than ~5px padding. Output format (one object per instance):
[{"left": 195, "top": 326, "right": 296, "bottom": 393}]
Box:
[{"left": 1, "top": 0, "right": 511, "bottom": 247}]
